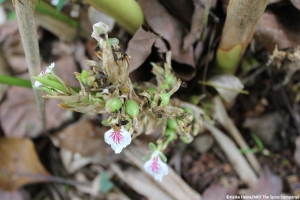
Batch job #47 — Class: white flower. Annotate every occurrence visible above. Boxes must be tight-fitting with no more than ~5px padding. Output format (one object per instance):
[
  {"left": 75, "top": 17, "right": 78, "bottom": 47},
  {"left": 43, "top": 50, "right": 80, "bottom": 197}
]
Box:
[
  {"left": 144, "top": 153, "right": 168, "bottom": 181},
  {"left": 104, "top": 126, "right": 131, "bottom": 154},
  {"left": 34, "top": 63, "right": 55, "bottom": 87},
  {"left": 91, "top": 22, "right": 109, "bottom": 42}
]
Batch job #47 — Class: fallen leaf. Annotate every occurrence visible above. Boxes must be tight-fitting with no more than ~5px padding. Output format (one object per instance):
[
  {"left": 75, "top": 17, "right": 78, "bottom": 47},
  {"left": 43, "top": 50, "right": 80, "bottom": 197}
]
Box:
[
  {"left": 138, "top": 0, "right": 196, "bottom": 80},
  {"left": 240, "top": 166, "right": 282, "bottom": 199},
  {"left": 75, "top": 173, "right": 101, "bottom": 196},
  {"left": 0, "top": 21, "right": 19, "bottom": 44},
  {"left": 291, "top": 0, "right": 300, "bottom": 10},
  {"left": 0, "top": 137, "right": 50, "bottom": 191},
  {"left": 160, "top": 0, "right": 194, "bottom": 28},
  {"left": 52, "top": 119, "right": 108, "bottom": 157},
  {"left": 192, "top": 134, "right": 214, "bottom": 153},
  {"left": 243, "top": 112, "right": 285, "bottom": 149},
  {"left": 0, "top": 189, "right": 30, "bottom": 200},
  {"left": 202, "top": 178, "right": 238, "bottom": 200},
  {"left": 126, "top": 25, "right": 160, "bottom": 73},
  {"left": 110, "top": 163, "right": 173, "bottom": 200},
  {"left": 208, "top": 74, "right": 244, "bottom": 103},
  {"left": 255, "top": 3, "right": 300, "bottom": 52},
  {"left": 183, "top": 0, "right": 204, "bottom": 51},
  {"left": 0, "top": 74, "right": 72, "bottom": 138}
]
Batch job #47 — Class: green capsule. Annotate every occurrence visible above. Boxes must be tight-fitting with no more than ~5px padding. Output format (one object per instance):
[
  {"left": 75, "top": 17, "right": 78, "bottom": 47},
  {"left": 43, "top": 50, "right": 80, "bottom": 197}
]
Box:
[
  {"left": 183, "top": 107, "right": 194, "bottom": 119},
  {"left": 180, "top": 134, "right": 194, "bottom": 144},
  {"left": 147, "top": 88, "right": 156, "bottom": 98},
  {"left": 165, "top": 75, "right": 175, "bottom": 86},
  {"left": 165, "top": 128, "right": 176, "bottom": 142},
  {"left": 167, "top": 118, "right": 177, "bottom": 130},
  {"left": 125, "top": 100, "right": 139, "bottom": 118},
  {"left": 106, "top": 97, "right": 122, "bottom": 112},
  {"left": 159, "top": 93, "right": 171, "bottom": 106}
]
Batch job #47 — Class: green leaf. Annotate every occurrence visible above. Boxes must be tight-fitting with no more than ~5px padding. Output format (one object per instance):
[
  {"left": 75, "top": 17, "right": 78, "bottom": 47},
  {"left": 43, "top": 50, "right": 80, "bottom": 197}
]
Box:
[
  {"left": 7, "top": 11, "right": 16, "bottom": 20},
  {"left": 100, "top": 172, "right": 114, "bottom": 194},
  {"left": 56, "top": 0, "right": 66, "bottom": 12},
  {"left": 0, "top": 75, "right": 32, "bottom": 88},
  {"left": 148, "top": 142, "right": 157, "bottom": 151},
  {"left": 32, "top": 76, "right": 68, "bottom": 93},
  {"left": 159, "top": 152, "right": 167, "bottom": 163},
  {"left": 251, "top": 133, "right": 264, "bottom": 150}
]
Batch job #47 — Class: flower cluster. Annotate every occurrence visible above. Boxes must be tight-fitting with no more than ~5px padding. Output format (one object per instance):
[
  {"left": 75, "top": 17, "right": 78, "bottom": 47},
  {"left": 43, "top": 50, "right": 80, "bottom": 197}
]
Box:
[{"left": 32, "top": 21, "right": 204, "bottom": 181}]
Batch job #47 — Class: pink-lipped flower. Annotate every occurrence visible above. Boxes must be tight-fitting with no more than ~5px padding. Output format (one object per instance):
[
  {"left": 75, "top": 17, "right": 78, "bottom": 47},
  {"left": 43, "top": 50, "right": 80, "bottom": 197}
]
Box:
[
  {"left": 143, "top": 152, "right": 168, "bottom": 181},
  {"left": 104, "top": 125, "right": 131, "bottom": 154},
  {"left": 34, "top": 63, "right": 55, "bottom": 87}
]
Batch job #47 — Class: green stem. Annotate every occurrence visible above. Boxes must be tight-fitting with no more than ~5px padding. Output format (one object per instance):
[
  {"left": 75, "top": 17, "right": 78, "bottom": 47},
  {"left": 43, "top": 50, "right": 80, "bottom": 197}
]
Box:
[
  {"left": 85, "top": 0, "right": 144, "bottom": 35},
  {"left": 214, "top": 0, "right": 268, "bottom": 74},
  {"left": 0, "top": 75, "right": 32, "bottom": 88}
]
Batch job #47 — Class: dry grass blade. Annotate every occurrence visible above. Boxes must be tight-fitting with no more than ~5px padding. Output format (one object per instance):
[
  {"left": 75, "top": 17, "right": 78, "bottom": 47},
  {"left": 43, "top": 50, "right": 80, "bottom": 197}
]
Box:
[
  {"left": 123, "top": 141, "right": 202, "bottom": 200},
  {"left": 213, "top": 96, "right": 262, "bottom": 174},
  {"left": 203, "top": 122, "right": 258, "bottom": 188},
  {"left": 110, "top": 163, "right": 173, "bottom": 200},
  {"left": 13, "top": 0, "right": 45, "bottom": 128}
]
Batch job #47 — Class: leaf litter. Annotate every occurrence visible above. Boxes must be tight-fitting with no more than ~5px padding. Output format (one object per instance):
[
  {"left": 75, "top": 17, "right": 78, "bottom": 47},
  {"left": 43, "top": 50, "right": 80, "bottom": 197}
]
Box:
[{"left": 0, "top": 0, "right": 300, "bottom": 199}]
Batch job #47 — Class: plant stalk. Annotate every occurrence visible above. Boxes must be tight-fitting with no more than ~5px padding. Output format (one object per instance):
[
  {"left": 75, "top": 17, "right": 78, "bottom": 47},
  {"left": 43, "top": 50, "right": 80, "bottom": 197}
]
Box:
[
  {"left": 13, "top": 0, "right": 45, "bottom": 129},
  {"left": 85, "top": 0, "right": 144, "bottom": 35}
]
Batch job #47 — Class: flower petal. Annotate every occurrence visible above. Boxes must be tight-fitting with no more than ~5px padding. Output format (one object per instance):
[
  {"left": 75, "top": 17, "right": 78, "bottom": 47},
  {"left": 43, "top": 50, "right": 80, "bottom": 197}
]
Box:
[
  {"left": 49, "top": 63, "right": 55, "bottom": 69},
  {"left": 144, "top": 154, "right": 168, "bottom": 182},
  {"left": 34, "top": 80, "right": 42, "bottom": 87},
  {"left": 91, "top": 22, "right": 109, "bottom": 42},
  {"left": 104, "top": 126, "right": 131, "bottom": 154}
]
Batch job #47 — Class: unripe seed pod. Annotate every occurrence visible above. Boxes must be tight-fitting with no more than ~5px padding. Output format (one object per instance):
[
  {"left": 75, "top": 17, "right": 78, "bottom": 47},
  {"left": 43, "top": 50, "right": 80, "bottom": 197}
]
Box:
[
  {"left": 165, "top": 128, "right": 176, "bottom": 142},
  {"left": 167, "top": 118, "right": 177, "bottom": 130},
  {"left": 125, "top": 100, "right": 139, "bottom": 118},
  {"left": 159, "top": 93, "right": 171, "bottom": 106},
  {"left": 106, "top": 97, "right": 122, "bottom": 112},
  {"left": 166, "top": 75, "right": 176, "bottom": 86},
  {"left": 183, "top": 107, "right": 194, "bottom": 119},
  {"left": 180, "top": 134, "right": 194, "bottom": 144}
]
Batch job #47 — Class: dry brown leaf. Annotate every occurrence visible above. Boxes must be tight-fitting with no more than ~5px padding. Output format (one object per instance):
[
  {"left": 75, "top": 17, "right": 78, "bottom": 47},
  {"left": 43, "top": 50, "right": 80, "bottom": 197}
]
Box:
[
  {"left": 52, "top": 119, "right": 109, "bottom": 157},
  {"left": 0, "top": 189, "right": 30, "bottom": 200},
  {"left": 183, "top": 0, "right": 204, "bottom": 51},
  {"left": 0, "top": 137, "right": 50, "bottom": 191},
  {"left": 240, "top": 166, "right": 282, "bottom": 199},
  {"left": 138, "top": 0, "right": 196, "bottom": 80},
  {"left": 110, "top": 163, "right": 173, "bottom": 200},
  {"left": 202, "top": 178, "right": 238, "bottom": 200},
  {"left": 0, "top": 75, "right": 72, "bottom": 138},
  {"left": 294, "top": 136, "right": 300, "bottom": 166},
  {"left": 160, "top": 0, "right": 194, "bottom": 28},
  {"left": 255, "top": 3, "right": 300, "bottom": 52},
  {"left": 0, "top": 21, "right": 19, "bottom": 44},
  {"left": 123, "top": 140, "right": 201, "bottom": 200},
  {"left": 126, "top": 25, "right": 160, "bottom": 73},
  {"left": 291, "top": 0, "right": 300, "bottom": 10}
]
